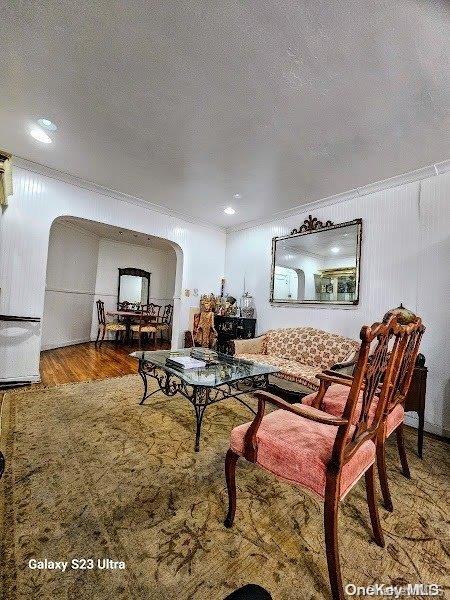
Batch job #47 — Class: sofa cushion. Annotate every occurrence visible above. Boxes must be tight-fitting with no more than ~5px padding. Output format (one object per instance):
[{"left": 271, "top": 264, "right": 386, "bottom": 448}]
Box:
[
  {"left": 236, "top": 353, "right": 322, "bottom": 390},
  {"left": 265, "top": 327, "right": 359, "bottom": 369},
  {"left": 230, "top": 408, "right": 376, "bottom": 500},
  {"left": 302, "top": 384, "right": 405, "bottom": 436}
]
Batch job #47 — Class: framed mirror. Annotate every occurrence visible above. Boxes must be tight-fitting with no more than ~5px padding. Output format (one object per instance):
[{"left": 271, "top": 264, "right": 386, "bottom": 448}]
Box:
[
  {"left": 270, "top": 216, "right": 362, "bottom": 305},
  {"left": 118, "top": 268, "right": 151, "bottom": 307}
]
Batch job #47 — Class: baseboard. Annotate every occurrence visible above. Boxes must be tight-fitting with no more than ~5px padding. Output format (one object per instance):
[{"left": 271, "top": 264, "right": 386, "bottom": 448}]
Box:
[
  {"left": 0, "top": 375, "right": 40, "bottom": 387},
  {"left": 41, "top": 337, "right": 92, "bottom": 351},
  {"left": 404, "top": 412, "right": 449, "bottom": 439}
]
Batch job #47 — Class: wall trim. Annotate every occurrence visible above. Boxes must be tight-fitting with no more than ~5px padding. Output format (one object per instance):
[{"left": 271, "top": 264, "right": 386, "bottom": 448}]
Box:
[
  {"left": 41, "top": 337, "right": 92, "bottom": 352},
  {"left": 227, "top": 158, "right": 450, "bottom": 233},
  {"left": 14, "top": 155, "right": 450, "bottom": 236},
  {"left": 13, "top": 156, "right": 224, "bottom": 233},
  {"left": 45, "top": 288, "right": 96, "bottom": 296}
]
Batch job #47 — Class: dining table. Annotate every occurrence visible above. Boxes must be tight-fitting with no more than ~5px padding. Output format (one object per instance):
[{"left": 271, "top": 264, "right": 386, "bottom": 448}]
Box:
[{"left": 107, "top": 309, "right": 159, "bottom": 343}]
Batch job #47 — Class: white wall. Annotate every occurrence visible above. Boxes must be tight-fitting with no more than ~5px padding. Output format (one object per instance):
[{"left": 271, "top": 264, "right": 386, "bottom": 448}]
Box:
[
  {"left": 42, "top": 221, "right": 99, "bottom": 350},
  {"left": 0, "top": 165, "right": 226, "bottom": 383},
  {"left": 91, "top": 238, "right": 176, "bottom": 339},
  {"left": 225, "top": 172, "right": 450, "bottom": 436}
]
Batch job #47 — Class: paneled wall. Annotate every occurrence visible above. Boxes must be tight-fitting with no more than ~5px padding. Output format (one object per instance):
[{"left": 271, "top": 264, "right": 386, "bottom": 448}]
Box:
[
  {"left": 225, "top": 173, "right": 450, "bottom": 436},
  {"left": 42, "top": 221, "right": 99, "bottom": 350},
  {"left": 41, "top": 222, "right": 178, "bottom": 350},
  {"left": 91, "top": 238, "right": 176, "bottom": 340},
  {"left": 0, "top": 166, "right": 226, "bottom": 382}
]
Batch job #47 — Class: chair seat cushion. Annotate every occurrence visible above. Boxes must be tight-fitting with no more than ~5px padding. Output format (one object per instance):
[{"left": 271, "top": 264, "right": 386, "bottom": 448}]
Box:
[
  {"left": 235, "top": 353, "right": 321, "bottom": 390},
  {"left": 302, "top": 385, "right": 405, "bottom": 437},
  {"left": 105, "top": 322, "right": 126, "bottom": 331},
  {"left": 230, "top": 409, "right": 376, "bottom": 500},
  {"left": 130, "top": 324, "right": 157, "bottom": 333}
]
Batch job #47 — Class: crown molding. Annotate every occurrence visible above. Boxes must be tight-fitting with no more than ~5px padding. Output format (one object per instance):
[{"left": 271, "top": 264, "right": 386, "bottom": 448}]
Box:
[
  {"left": 12, "top": 156, "right": 225, "bottom": 233},
  {"left": 12, "top": 155, "right": 450, "bottom": 235},
  {"left": 227, "top": 159, "right": 450, "bottom": 234}
]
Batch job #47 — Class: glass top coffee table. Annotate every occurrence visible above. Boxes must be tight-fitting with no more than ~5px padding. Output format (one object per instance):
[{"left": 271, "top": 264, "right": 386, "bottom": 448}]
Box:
[{"left": 131, "top": 349, "right": 279, "bottom": 451}]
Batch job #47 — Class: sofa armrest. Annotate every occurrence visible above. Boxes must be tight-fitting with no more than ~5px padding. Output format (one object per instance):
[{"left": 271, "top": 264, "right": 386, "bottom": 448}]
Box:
[
  {"left": 232, "top": 335, "right": 266, "bottom": 355},
  {"left": 330, "top": 355, "right": 357, "bottom": 375}
]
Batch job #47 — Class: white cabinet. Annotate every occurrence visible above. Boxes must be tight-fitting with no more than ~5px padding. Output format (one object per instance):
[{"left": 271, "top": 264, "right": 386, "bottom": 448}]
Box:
[{"left": 0, "top": 318, "right": 41, "bottom": 383}]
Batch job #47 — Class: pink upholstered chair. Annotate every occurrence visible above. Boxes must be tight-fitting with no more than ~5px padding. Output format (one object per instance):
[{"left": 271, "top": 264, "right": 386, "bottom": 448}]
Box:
[
  {"left": 302, "top": 317, "right": 424, "bottom": 512},
  {"left": 224, "top": 315, "right": 406, "bottom": 600}
]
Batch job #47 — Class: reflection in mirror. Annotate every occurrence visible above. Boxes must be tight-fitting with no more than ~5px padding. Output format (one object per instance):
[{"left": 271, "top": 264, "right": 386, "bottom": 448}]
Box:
[
  {"left": 271, "top": 219, "right": 361, "bottom": 305},
  {"left": 119, "top": 275, "right": 149, "bottom": 304},
  {"left": 118, "top": 268, "right": 151, "bottom": 308}
]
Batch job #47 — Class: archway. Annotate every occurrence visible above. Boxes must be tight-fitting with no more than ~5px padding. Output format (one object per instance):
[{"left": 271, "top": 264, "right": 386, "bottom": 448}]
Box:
[{"left": 40, "top": 216, "right": 183, "bottom": 384}]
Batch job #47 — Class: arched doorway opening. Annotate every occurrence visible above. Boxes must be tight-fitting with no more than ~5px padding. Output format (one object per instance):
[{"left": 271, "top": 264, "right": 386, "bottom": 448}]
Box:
[{"left": 40, "top": 216, "right": 183, "bottom": 384}]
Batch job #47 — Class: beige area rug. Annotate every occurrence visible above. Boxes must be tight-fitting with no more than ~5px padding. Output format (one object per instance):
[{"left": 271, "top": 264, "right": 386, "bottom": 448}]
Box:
[{"left": 1, "top": 375, "right": 449, "bottom": 600}]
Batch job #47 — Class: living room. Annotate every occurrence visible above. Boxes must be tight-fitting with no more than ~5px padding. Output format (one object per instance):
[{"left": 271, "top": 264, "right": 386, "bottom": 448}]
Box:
[{"left": 0, "top": 2, "right": 449, "bottom": 599}]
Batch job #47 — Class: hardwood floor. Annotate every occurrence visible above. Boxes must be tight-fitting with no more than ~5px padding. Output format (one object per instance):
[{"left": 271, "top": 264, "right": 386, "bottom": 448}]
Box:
[{"left": 39, "top": 340, "right": 170, "bottom": 386}]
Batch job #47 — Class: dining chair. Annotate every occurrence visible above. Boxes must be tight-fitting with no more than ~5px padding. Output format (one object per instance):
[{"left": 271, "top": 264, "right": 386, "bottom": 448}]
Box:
[
  {"left": 130, "top": 304, "right": 159, "bottom": 349},
  {"left": 95, "top": 299, "right": 126, "bottom": 348},
  {"left": 224, "top": 314, "right": 405, "bottom": 600},
  {"left": 156, "top": 303, "right": 173, "bottom": 342},
  {"left": 302, "top": 316, "right": 424, "bottom": 512}
]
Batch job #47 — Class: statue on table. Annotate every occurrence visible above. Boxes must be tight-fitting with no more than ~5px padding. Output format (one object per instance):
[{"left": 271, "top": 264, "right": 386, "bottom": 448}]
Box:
[{"left": 193, "top": 294, "right": 218, "bottom": 349}]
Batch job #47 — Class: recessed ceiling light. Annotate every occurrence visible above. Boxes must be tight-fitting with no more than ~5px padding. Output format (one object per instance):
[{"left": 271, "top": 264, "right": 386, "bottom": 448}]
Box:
[
  {"left": 233, "top": 193, "right": 241, "bottom": 199},
  {"left": 330, "top": 247, "right": 340, "bottom": 253},
  {"left": 37, "top": 118, "right": 57, "bottom": 131},
  {"left": 29, "top": 127, "right": 52, "bottom": 144},
  {"left": 224, "top": 207, "right": 236, "bottom": 215}
]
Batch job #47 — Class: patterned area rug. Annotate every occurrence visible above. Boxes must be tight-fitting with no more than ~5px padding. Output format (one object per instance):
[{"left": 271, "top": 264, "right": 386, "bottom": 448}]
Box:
[{"left": 1, "top": 375, "right": 449, "bottom": 600}]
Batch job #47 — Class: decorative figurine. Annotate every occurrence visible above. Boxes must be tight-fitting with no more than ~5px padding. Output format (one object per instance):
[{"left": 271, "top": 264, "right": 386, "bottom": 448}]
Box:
[{"left": 193, "top": 294, "right": 218, "bottom": 348}]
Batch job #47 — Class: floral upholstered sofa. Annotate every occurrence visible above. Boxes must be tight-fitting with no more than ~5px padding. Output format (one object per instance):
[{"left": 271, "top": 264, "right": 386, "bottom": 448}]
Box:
[{"left": 233, "top": 327, "right": 360, "bottom": 396}]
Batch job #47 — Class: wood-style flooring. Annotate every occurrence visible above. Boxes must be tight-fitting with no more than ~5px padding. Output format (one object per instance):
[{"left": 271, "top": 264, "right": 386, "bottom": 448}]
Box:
[{"left": 39, "top": 341, "right": 170, "bottom": 386}]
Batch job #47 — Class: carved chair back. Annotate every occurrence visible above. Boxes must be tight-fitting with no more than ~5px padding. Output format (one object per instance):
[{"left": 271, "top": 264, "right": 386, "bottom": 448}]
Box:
[
  {"left": 161, "top": 304, "right": 173, "bottom": 324},
  {"left": 387, "top": 319, "right": 425, "bottom": 413},
  {"left": 117, "top": 300, "right": 132, "bottom": 311},
  {"left": 96, "top": 299, "right": 106, "bottom": 326},
  {"left": 133, "top": 303, "right": 161, "bottom": 333},
  {"left": 330, "top": 314, "right": 406, "bottom": 472},
  {"left": 144, "top": 303, "right": 162, "bottom": 319}
]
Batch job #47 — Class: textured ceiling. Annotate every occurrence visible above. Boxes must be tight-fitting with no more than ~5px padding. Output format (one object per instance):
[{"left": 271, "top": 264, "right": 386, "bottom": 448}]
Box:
[
  {"left": 1, "top": 1, "right": 449, "bottom": 227},
  {"left": 59, "top": 217, "right": 176, "bottom": 252}
]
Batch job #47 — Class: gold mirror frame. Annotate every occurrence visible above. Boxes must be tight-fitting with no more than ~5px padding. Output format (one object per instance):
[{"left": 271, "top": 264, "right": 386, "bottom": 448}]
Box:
[{"left": 269, "top": 216, "right": 362, "bottom": 306}]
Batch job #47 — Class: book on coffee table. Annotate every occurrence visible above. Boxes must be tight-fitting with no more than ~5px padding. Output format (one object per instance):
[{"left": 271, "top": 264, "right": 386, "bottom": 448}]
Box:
[{"left": 166, "top": 356, "right": 206, "bottom": 370}]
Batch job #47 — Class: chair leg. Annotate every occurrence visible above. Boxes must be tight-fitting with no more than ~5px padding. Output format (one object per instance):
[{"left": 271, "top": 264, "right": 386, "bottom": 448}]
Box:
[
  {"left": 395, "top": 423, "right": 411, "bottom": 479},
  {"left": 99, "top": 326, "right": 106, "bottom": 348},
  {"left": 95, "top": 327, "right": 100, "bottom": 348},
  {"left": 324, "top": 476, "right": 344, "bottom": 600},
  {"left": 376, "top": 437, "right": 393, "bottom": 512},
  {"left": 224, "top": 449, "right": 239, "bottom": 528},
  {"left": 365, "top": 465, "right": 385, "bottom": 547}
]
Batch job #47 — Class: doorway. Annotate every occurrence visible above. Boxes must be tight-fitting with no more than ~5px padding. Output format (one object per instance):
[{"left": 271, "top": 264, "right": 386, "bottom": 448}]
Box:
[{"left": 40, "top": 216, "right": 181, "bottom": 385}]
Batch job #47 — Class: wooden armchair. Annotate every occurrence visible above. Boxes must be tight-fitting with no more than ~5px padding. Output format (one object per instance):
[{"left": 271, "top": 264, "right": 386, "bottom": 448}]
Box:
[
  {"left": 224, "top": 315, "right": 405, "bottom": 600},
  {"left": 303, "top": 317, "right": 425, "bottom": 512}
]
